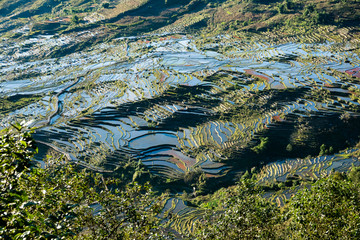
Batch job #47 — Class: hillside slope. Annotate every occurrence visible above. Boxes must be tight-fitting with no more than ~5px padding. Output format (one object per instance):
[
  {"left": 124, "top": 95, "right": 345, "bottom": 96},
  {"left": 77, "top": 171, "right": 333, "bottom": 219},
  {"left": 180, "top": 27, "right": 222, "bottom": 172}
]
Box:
[{"left": 0, "top": 0, "right": 359, "bottom": 38}]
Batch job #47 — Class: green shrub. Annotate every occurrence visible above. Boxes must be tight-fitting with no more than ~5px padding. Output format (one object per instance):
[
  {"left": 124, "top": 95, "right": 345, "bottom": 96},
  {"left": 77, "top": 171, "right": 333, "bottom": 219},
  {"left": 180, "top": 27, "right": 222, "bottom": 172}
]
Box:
[
  {"left": 284, "top": 176, "right": 360, "bottom": 239},
  {"left": 348, "top": 166, "right": 360, "bottom": 184},
  {"left": 251, "top": 137, "right": 269, "bottom": 154},
  {"left": 2, "top": 125, "right": 360, "bottom": 239},
  {"left": 193, "top": 179, "right": 280, "bottom": 239},
  {"left": 102, "top": 2, "right": 110, "bottom": 8},
  {"left": 71, "top": 15, "right": 80, "bottom": 25},
  {"left": 0, "top": 125, "right": 165, "bottom": 239}
]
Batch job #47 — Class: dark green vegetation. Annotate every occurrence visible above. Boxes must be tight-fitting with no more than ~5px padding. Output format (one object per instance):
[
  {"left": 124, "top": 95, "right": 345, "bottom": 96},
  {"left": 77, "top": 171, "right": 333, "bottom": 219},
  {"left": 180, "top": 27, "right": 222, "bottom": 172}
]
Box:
[
  {"left": 2, "top": 126, "right": 360, "bottom": 239},
  {"left": 191, "top": 168, "right": 360, "bottom": 239},
  {"left": 0, "top": 125, "right": 165, "bottom": 239}
]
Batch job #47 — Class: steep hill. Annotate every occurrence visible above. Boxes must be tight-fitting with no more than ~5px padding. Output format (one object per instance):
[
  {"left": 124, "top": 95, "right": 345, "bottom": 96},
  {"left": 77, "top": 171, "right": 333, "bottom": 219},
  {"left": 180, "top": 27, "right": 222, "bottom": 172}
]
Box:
[
  {"left": 1, "top": 0, "right": 359, "bottom": 38},
  {"left": 0, "top": 0, "right": 358, "bottom": 61}
]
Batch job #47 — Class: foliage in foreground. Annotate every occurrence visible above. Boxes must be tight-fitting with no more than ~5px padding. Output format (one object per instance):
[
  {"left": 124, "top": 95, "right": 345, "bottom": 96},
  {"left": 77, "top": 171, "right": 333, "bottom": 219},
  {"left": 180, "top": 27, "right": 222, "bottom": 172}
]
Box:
[
  {"left": 2, "top": 125, "right": 360, "bottom": 239},
  {"left": 284, "top": 173, "right": 360, "bottom": 239},
  {"left": 192, "top": 179, "right": 280, "bottom": 239},
  {"left": 192, "top": 170, "right": 360, "bottom": 240},
  {"left": 0, "top": 124, "right": 165, "bottom": 240}
]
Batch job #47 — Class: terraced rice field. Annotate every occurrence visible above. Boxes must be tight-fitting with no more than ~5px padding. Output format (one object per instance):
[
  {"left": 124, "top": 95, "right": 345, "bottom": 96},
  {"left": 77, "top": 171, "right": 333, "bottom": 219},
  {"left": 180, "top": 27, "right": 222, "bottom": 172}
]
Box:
[
  {"left": 1, "top": 30, "right": 360, "bottom": 180},
  {"left": 1, "top": 30, "right": 360, "bottom": 230},
  {"left": 258, "top": 150, "right": 360, "bottom": 184}
]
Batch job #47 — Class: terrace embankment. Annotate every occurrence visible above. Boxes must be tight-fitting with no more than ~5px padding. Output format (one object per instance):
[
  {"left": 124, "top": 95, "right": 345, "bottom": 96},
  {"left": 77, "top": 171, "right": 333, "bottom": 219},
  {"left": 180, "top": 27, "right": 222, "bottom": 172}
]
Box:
[{"left": 1, "top": 33, "right": 360, "bottom": 195}]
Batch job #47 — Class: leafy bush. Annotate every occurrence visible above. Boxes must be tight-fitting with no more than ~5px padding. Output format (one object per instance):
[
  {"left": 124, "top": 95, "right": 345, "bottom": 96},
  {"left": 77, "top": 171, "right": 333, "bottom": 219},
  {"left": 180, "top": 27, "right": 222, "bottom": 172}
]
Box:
[
  {"left": 0, "top": 124, "right": 38, "bottom": 239},
  {"left": 284, "top": 175, "right": 360, "bottom": 239},
  {"left": 251, "top": 137, "right": 269, "bottom": 154},
  {"left": 71, "top": 15, "right": 80, "bottom": 25},
  {"left": 2, "top": 125, "right": 360, "bottom": 239},
  {"left": 102, "top": 2, "right": 110, "bottom": 9},
  {"left": 0, "top": 125, "right": 165, "bottom": 239},
  {"left": 192, "top": 179, "right": 280, "bottom": 239},
  {"left": 191, "top": 172, "right": 360, "bottom": 239}
]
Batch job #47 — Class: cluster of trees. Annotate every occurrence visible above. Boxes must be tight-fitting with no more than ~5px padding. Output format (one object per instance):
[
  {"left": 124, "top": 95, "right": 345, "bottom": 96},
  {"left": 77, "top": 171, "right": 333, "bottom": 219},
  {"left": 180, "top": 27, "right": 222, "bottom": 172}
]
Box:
[
  {"left": 192, "top": 171, "right": 360, "bottom": 239},
  {"left": 0, "top": 124, "right": 166, "bottom": 239},
  {"left": 1, "top": 125, "right": 360, "bottom": 239}
]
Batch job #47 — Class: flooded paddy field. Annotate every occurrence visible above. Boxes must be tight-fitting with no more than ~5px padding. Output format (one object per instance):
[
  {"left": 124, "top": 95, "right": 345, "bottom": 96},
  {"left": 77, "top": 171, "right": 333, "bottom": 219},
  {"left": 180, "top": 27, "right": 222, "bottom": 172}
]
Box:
[{"left": 1, "top": 30, "right": 360, "bottom": 194}]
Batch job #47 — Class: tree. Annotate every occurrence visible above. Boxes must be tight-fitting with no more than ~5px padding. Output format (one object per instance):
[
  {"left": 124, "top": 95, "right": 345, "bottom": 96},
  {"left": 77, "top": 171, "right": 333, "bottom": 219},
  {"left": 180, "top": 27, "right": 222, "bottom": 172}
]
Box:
[
  {"left": 193, "top": 179, "right": 280, "bottom": 239},
  {"left": 286, "top": 143, "right": 293, "bottom": 152},
  {"left": 0, "top": 124, "right": 38, "bottom": 239},
  {"left": 191, "top": 171, "right": 360, "bottom": 239},
  {"left": 251, "top": 137, "right": 268, "bottom": 154},
  {"left": 0, "top": 125, "right": 166, "bottom": 239},
  {"left": 102, "top": 2, "right": 110, "bottom": 8},
  {"left": 71, "top": 15, "right": 80, "bottom": 25},
  {"left": 0, "top": 124, "right": 36, "bottom": 239},
  {"left": 3, "top": 125, "right": 360, "bottom": 239},
  {"left": 284, "top": 175, "right": 360, "bottom": 239},
  {"left": 277, "top": 3, "right": 287, "bottom": 14}
]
